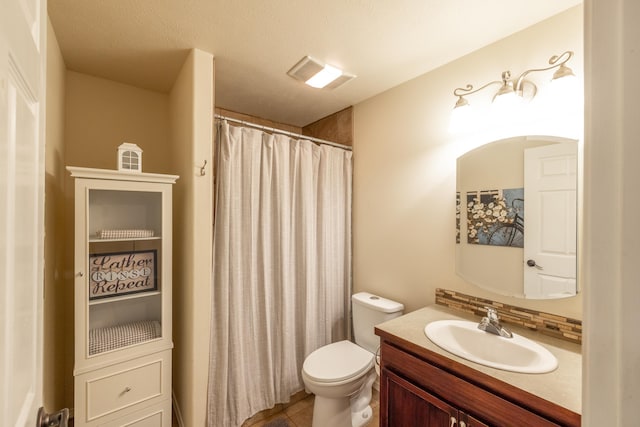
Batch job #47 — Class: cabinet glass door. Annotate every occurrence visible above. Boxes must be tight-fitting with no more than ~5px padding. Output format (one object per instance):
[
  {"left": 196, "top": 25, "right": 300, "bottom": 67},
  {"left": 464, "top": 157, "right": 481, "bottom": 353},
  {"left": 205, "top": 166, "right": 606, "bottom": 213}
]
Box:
[{"left": 86, "top": 189, "right": 163, "bottom": 356}]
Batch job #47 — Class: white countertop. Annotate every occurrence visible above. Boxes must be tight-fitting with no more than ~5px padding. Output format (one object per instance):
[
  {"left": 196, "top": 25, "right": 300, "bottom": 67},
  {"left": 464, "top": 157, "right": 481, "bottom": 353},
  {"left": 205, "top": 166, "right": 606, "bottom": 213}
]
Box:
[{"left": 375, "top": 305, "right": 582, "bottom": 414}]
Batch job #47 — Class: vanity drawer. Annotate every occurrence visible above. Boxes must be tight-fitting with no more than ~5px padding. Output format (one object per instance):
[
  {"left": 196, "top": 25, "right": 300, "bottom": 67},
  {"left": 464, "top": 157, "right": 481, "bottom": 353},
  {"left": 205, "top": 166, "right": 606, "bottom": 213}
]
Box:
[{"left": 75, "top": 350, "right": 171, "bottom": 424}]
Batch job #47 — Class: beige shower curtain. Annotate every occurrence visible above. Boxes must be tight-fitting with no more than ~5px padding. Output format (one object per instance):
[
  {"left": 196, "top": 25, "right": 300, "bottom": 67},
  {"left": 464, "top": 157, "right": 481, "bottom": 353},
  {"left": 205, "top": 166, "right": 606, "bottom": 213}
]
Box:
[{"left": 207, "top": 121, "right": 353, "bottom": 426}]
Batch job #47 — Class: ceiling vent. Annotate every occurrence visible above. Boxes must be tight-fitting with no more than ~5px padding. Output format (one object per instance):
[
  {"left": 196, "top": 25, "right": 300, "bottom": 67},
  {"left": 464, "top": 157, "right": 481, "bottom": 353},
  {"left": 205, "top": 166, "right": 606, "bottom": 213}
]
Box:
[{"left": 287, "top": 55, "right": 355, "bottom": 89}]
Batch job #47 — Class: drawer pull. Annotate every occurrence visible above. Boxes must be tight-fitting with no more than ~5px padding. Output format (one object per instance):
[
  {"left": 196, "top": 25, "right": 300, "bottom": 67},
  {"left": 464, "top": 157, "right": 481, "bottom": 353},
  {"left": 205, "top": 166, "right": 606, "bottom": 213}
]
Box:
[{"left": 121, "top": 386, "right": 132, "bottom": 395}]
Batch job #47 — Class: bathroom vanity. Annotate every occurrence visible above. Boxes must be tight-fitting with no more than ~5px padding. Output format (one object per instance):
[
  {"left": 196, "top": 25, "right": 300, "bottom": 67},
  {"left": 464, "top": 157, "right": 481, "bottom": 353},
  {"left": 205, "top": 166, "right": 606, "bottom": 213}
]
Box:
[{"left": 375, "top": 305, "right": 581, "bottom": 427}]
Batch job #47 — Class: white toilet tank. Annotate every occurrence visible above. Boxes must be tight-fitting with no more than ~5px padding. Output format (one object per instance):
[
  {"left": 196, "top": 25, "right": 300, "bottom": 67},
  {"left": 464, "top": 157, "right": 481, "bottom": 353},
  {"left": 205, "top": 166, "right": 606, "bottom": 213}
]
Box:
[{"left": 352, "top": 292, "right": 404, "bottom": 353}]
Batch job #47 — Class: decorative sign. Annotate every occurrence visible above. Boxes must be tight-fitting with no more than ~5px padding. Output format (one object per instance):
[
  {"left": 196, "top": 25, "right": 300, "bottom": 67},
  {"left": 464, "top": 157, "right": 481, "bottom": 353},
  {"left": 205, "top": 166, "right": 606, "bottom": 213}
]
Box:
[{"left": 89, "top": 250, "right": 157, "bottom": 300}]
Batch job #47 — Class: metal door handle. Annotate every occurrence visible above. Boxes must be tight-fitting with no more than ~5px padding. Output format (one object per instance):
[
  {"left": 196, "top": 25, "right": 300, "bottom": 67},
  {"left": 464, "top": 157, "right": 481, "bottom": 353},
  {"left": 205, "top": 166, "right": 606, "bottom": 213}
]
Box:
[
  {"left": 526, "top": 259, "right": 543, "bottom": 269},
  {"left": 37, "top": 407, "right": 69, "bottom": 427}
]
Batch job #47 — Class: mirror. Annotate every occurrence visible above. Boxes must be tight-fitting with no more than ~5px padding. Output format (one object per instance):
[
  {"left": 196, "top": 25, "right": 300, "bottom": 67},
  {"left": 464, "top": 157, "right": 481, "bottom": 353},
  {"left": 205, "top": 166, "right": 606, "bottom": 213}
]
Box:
[{"left": 456, "top": 136, "right": 578, "bottom": 299}]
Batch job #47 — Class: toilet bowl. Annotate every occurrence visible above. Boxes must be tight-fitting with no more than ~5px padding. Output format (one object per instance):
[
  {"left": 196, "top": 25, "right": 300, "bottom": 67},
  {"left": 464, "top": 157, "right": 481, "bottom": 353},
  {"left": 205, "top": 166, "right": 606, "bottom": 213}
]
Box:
[
  {"left": 302, "top": 340, "right": 376, "bottom": 427},
  {"left": 301, "top": 292, "right": 404, "bottom": 427}
]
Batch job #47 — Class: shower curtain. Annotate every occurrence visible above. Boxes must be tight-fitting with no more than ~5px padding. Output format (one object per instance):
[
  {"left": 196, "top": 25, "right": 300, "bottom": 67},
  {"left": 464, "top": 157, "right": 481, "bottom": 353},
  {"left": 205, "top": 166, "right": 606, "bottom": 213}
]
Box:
[{"left": 207, "top": 121, "right": 353, "bottom": 426}]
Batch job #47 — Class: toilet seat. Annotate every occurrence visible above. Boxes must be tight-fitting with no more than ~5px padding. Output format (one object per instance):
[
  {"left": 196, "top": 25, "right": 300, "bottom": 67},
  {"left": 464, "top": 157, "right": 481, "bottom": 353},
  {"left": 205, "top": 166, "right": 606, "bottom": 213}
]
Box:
[{"left": 303, "top": 340, "right": 374, "bottom": 383}]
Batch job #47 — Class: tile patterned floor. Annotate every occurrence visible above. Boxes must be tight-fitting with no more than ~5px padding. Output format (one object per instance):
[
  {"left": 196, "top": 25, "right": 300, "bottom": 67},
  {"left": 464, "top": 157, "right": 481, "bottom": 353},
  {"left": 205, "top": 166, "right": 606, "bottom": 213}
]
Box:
[
  {"left": 171, "top": 388, "right": 380, "bottom": 426},
  {"left": 242, "top": 389, "right": 380, "bottom": 427}
]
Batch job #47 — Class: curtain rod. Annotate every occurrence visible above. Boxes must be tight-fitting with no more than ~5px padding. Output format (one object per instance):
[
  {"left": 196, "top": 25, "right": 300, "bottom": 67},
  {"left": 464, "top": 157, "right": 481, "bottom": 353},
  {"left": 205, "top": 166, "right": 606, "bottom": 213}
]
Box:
[{"left": 214, "top": 114, "right": 352, "bottom": 151}]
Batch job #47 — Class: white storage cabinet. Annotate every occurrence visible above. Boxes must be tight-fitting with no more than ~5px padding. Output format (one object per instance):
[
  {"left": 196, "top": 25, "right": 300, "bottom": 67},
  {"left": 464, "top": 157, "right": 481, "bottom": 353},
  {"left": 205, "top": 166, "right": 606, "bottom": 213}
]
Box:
[{"left": 68, "top": 167, "right": 178, "bottom": 426}]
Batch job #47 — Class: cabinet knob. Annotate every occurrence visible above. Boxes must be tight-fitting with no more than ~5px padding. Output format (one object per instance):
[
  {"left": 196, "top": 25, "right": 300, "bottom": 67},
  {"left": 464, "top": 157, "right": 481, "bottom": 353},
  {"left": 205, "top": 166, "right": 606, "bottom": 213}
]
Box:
[
  {"left": 78, "top": 272, "right": 84, "bottom": 277},
  {"left": 124, "top": 387, "right": 132, "bottom": 393}
]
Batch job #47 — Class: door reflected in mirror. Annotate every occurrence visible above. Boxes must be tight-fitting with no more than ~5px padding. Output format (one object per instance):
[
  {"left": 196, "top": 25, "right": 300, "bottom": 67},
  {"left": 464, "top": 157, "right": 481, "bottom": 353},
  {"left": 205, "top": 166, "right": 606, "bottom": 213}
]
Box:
[{"left": 456, "top": 136, "right": 578, "bottom": 299}]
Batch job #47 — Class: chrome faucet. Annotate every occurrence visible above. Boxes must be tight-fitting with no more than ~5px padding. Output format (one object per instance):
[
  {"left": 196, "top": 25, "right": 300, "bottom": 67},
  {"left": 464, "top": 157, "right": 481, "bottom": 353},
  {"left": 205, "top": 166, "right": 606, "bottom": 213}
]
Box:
[{"left": 478, "top": 307, "right": 513, "bottom": 338}]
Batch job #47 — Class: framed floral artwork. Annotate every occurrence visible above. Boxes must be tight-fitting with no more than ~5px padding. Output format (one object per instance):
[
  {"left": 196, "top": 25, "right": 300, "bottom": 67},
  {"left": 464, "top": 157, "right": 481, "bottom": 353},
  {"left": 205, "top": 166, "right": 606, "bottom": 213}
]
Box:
[{"left": 465, "top": 188, "right": 524, "bottom": 247}]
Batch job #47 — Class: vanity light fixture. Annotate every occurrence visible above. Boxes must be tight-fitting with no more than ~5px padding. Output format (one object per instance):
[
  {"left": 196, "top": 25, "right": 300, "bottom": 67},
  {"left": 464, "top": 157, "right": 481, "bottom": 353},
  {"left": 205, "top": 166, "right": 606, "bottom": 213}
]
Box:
[
  {"left": 452, "top": 51, "right": 575, "bottom": 112},
  {"left": 287, "top": 55, "right": 356, "bottom": 89}
]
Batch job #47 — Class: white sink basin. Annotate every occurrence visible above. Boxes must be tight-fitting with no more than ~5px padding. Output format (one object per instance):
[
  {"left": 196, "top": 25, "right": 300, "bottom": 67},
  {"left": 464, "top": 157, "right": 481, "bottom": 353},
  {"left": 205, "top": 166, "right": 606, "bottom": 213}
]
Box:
[{"left": 424, "top": 320, "right": 558, "bottom": 373}]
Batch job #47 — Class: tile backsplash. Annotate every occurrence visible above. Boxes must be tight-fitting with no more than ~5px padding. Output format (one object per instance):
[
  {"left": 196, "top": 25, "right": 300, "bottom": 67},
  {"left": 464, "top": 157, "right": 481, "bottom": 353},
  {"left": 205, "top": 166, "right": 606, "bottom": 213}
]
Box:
[{"left": 435, "top": 288, "right": 582, "bottom": 344}]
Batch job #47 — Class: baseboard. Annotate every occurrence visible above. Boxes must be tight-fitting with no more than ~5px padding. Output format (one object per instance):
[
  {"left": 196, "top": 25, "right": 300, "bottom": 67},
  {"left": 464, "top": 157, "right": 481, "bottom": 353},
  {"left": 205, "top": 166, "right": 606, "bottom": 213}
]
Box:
[{"left": 172, "top": 390, "right": 184, "bottom": 427}]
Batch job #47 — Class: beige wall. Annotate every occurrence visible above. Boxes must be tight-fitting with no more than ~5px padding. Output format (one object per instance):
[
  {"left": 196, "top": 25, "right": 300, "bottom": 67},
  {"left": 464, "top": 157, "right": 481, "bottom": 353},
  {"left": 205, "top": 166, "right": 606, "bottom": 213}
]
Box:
[
  {"left": 64, "top": 72, "right": 172, "bottom": 173},
  {"left": 44, "top": 18, "right": 69, "bottom": 412},
  {"left": 169, "top": 48, "right": 214, "bottom": 427},
  {"left": 353, "top": 6, "right": 584, "bottom": 319},
  {"left": 61, "top": 70, "right": 173, "bottom": 413}
]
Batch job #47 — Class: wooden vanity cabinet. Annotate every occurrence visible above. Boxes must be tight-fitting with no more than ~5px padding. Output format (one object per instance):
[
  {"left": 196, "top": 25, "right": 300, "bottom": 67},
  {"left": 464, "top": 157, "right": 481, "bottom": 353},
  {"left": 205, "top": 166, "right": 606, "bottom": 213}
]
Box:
[
  {"left": 384, "top": 368, "right": 488, "bottom": 427},
  {"left": 377, "top": 337, "right": 580, "bottom": 427}
]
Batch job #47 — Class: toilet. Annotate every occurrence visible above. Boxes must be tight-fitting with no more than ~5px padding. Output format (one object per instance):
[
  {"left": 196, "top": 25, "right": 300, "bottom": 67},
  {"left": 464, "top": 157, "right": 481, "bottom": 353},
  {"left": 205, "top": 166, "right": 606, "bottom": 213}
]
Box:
[{"left": 302, "top": 292, "right": 404, "bottom": 427}]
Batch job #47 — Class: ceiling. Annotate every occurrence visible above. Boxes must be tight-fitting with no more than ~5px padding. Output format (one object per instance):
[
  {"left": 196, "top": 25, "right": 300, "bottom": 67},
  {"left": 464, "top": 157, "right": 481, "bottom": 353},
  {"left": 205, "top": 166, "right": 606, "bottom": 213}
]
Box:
[{"left": 48, "top": 0, "right": 581, "bottom": 127}]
